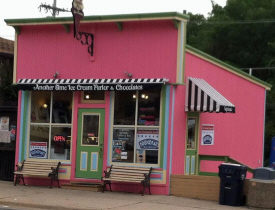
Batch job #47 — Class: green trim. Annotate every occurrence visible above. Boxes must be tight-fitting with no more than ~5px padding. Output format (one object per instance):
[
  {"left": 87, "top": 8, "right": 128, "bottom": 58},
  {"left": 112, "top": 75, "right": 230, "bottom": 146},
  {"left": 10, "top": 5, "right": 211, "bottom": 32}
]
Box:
[
  {"left": 76, "top": 108, "right": 105, "bottom": 179},
  {"left": 171, "top": 83, "right": 185, "bottom": 86},
  {"left": 185, "top": 112, "right": 200, "bottom": 175},
  {"left": 5, "top": 12, "right": 189, "bottom": 26},
  {"left": 198, "top": 172, "right": 218, "bottom": 177},
  {"left": 186, "top": 45, "right": 272, "bottom": 90},
  {"left": 116, "top": 22, "right": 123, "bottom": 31},
  {"left": 182, "top": 22, "right": 187, "bottom": 82},
  {"left": 199, "top": 155, "right": 230, "bottom": 161},
  {"left": 172, "top": 20, "right": 179, "bottom": 29},
  {"left": 160, "top": 86, "right": 166, "bottom": 169},
  {"left": 62, "top": 24, "right": 70, "bottom": 33},
  {"left": 13, "top": 26, "right": 20, "bottom": 35},
  {"left": 198, "top": 154, "right": 254, "bottom": 175}
]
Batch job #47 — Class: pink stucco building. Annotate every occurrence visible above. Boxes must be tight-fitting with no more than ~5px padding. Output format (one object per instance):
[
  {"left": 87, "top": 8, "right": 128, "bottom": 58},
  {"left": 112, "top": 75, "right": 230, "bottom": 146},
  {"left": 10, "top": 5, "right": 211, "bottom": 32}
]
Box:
[{"left": 5, "top": 12, "right": 271, "bottom": 195}]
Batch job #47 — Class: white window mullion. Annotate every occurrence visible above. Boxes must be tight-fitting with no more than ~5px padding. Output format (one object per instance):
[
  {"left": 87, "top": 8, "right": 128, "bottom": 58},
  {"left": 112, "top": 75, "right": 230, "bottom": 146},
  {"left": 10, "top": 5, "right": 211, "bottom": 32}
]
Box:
[
  {"left": 133, "top": 90, "right": 139, "bottom": 163},
  {"left": 48, "top": 92, "right": 53, "bottom": 159}
]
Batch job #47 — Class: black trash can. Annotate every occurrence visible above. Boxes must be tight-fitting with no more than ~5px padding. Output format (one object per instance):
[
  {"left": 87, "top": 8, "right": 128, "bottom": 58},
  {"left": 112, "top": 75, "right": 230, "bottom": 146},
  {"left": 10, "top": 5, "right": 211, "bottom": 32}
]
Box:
[{"left": 218, "top": 163, "right": 247, "bottom": 206}]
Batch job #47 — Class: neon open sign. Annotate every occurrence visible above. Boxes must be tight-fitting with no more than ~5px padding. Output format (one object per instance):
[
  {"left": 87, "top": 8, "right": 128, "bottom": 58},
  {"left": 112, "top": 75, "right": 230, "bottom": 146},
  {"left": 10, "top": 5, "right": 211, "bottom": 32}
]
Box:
[{"left": 54, "top": 135, "right": 66, "bottom": 142}]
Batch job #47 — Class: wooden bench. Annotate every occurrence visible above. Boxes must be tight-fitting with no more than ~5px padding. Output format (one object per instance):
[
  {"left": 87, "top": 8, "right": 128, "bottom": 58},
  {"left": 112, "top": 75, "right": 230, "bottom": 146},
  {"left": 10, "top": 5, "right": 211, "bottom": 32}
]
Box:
[
  {"left": 101, "top": 165, "right": 152, "bottom": 195},
  {"left": 14, "top": 159, "right": 61, "bottom": 188}
]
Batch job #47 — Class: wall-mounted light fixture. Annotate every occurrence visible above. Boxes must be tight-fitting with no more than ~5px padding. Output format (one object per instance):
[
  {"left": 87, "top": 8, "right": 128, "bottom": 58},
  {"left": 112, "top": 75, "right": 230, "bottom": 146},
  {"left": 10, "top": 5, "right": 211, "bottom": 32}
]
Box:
[
  {"left": 124, "top": 71, "right": 132, "bottom": 78},
  {"left": 43, "top": 103, "right": 48, "bottom": 108},
  {"left": 53, "top": 71, "right": 59, "bottom": 79}
]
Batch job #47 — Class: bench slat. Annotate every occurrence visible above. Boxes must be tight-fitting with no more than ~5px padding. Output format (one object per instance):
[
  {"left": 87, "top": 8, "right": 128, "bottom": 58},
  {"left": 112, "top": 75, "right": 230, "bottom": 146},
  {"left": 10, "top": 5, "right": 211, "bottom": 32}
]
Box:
[
  {"left": 102, "top": 178, "right": 142, "bottom": 183},
  {"left": 20, "top": 167, "right": 55, "bottom": 170},
  {"left": 110, "top": 169, "right": 150, "bottom": 174},
  {"left": 14, "top": 172, "right": 50, "bottom": 176},
  {"left": 23, "top": 163, "right": 58, "bottom": 166},
  {"left": 110, "top": 165, "right": 151, "bottom": 171},
  {"left": 110, "top": 168, "right": 150, "bottom": 173},
  {"left": 110, "top": 172, "right": 145, "bottom": 177},
  {"left": 107, "top": 176, "right": 144, "bottom": 181}
]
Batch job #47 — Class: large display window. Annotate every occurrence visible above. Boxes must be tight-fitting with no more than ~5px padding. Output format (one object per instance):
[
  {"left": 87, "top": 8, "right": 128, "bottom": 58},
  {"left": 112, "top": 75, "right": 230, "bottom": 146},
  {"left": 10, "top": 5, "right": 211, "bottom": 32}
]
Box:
[
  {"left": 29, "top": 91, "right": 72, "bottom": 160},
  {"left": 112, "top": 90, "right": 160, "bottom": 164}
]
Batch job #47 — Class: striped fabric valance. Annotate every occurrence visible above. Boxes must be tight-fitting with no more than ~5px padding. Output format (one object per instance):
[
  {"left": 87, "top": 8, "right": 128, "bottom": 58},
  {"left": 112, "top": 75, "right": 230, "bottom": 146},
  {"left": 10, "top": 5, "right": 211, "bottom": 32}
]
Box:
[
  {"left": 17, "top": 78, "right": 169, "bottom": 91},
  {"left": 185, "top": 77, "right": 235, "bottom": 113}
]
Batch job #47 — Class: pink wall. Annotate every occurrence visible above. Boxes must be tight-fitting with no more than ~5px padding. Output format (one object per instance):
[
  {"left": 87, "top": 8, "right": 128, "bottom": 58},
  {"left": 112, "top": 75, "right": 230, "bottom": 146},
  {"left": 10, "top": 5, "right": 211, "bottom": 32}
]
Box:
[
  {"left": 171, "top": 85, "right": 187, "bottom": 174},
  {"left": 185, "top": 52, "right": 266, "bottom": 171},
  {"left": 16, "top": 20, "right": 178, "bottom": 82}
]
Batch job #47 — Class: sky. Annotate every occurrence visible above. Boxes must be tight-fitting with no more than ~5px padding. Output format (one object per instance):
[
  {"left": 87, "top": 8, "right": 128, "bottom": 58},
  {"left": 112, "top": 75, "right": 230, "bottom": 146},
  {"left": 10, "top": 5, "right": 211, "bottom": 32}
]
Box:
[{"left": 0, "top": 0, "right": 227, "bottom": 40}]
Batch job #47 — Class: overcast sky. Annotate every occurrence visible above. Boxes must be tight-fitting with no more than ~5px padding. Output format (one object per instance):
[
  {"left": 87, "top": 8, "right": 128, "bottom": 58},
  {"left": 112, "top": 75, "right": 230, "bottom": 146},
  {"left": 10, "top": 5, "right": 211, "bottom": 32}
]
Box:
[{"left": 0, "top": 0, "right": 226, "bottom": 40}]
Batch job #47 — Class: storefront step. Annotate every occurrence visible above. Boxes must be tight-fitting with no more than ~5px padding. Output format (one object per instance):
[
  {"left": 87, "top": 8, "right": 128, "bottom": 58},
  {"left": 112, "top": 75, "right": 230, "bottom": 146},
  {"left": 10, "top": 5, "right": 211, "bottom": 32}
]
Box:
[{"left": 61, "top": 182, "right": 103, "bottom": 192}]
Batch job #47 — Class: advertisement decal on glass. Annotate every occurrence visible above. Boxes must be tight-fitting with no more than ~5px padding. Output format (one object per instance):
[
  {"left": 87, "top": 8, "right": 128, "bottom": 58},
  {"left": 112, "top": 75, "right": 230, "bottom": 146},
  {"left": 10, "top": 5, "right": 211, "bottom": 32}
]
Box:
[
  {"left": 112, "top": 128, "right": 134, "bottom": 162},
  {"left": 0, "top": 117, "right": 9, "bottom": 131},
  {"left": 10, "top": 125, "right": 16, "bottom": 141},
  {"left": 136, "top": 130, "right": 159, "bottom": 150},
  {"left": 0, "top": 131, "right": 11, "bottom": 143},
  {"left": 201, "top": 124, "right": 214, "bottom": 145},
  {"left": 29, "top": 142, "right": 48, "bottom": 159}
]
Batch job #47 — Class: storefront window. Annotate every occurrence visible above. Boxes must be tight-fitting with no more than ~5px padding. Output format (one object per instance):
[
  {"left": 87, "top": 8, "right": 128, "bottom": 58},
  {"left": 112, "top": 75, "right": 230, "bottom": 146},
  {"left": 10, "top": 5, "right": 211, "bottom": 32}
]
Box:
[
  {"left": 112, "top": 128, "right": 135, "bottom": 163},
  {"left": 81, "top": 91, "right": 105, "bottom": 103},
  {"left": 82, "top": 114, "right": 99, "bottom": 146},
  {"left": 138, "top": 91, "right": 160, "bottom": 126},
  {"left": 50, "top": 126, "right": 71, "bottom": 160},
  {"left": 114, "top": 91, "right": 136, "bottom": 125},
  {"left": 112, "top": 90, "right": 160, "bottom": 164},
  {"left": 31, "top": 92, "right": 51, "bottom": 123},
  {"left": 187, "top": 118, "right": 196, "bottom": 149},
  {"left": 52, "top": 93, "right": 72, "bottom": 123},
  {"left": 29, "top": 91, "right": 72, "bottom": 160}
]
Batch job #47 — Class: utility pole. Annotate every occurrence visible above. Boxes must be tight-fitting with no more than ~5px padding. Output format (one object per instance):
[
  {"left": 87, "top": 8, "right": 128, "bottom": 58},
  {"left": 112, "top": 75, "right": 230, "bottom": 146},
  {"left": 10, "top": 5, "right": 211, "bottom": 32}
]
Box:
[{"left": 38, "top": 0, "right": 70, "bottom": 17}]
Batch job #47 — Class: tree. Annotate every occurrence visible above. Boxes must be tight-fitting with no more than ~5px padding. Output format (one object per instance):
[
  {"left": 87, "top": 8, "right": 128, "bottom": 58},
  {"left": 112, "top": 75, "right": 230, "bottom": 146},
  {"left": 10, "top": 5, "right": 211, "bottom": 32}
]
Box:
[{"left": 0, "top": 60, "right": 17, "bottom": 103}]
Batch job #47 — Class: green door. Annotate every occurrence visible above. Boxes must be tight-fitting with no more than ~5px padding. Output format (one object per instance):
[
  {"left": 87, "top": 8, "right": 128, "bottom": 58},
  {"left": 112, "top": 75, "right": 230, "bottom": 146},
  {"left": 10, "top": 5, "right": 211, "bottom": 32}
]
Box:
[
  {"left": 185, "top": 112, "right": 199, "bottom": 175},
  {"left": 76, "top": 109, "right": 105, "bottom": 179}
]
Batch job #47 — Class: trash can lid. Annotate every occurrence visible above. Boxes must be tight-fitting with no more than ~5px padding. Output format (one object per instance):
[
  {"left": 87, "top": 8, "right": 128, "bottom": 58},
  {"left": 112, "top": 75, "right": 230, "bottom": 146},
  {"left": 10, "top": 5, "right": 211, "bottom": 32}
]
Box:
[{"left": 220, "top": 163, "right": 242, "bottom": 167}]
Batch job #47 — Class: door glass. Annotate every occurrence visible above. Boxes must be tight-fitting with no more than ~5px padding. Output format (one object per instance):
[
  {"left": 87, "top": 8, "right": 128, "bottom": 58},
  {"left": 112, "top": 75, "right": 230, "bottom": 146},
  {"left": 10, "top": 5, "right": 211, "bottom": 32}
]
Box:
[
  {"left": 82, "top": 114, "right": 99, "bottom": 146},
  {"left": 187, "top": 118, "right": 196, "bottom": 149}
]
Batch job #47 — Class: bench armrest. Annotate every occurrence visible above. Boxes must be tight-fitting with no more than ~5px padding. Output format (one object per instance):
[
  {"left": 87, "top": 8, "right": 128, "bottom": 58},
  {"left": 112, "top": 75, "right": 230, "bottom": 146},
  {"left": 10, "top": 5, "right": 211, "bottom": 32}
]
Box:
[
  {"left": 49, "top": 162, "right": 61, "bottom": 176},
  {"left": 103, "top": 170, "right": 111, "bottom": 178},
  {"left": 15, "top": 160, "right": 25, "bottom": 172},
  {"left": 51, "top": 167, "right": 58, "bottom": 174}
]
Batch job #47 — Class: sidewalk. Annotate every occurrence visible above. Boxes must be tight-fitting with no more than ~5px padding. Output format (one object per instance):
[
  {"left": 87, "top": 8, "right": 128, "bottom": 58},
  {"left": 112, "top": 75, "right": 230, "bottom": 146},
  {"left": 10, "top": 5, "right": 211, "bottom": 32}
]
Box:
[{"left": 0, "top": 181, "right": 253, "bottom": 210}]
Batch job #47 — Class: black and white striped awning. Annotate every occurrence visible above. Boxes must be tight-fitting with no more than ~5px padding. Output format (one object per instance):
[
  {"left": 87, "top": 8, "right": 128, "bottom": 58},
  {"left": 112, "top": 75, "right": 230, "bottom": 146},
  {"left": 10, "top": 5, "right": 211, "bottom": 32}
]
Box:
[
  {"left": 185, "top": 77, "right": 235, "bottom": 113},
  {"left": 17, "top": 78, "right": 169, "bottom": 91}
]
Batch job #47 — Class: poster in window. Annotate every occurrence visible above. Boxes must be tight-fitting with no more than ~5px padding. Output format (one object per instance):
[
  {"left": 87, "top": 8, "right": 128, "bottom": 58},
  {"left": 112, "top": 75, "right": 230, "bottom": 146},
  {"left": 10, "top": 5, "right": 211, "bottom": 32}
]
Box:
[
  {"left": 0, "top": 116, "right": 9, "bottom": 131},
  {"left": 136, "top": 130, "right": 159, "bottom": 150},
  {"left": 10, "top": 125, "right": 16, "bottom": 141},
  {"left": 0, "top": 131, "right": 11, "bottom": 143},
  {"left": 112, "top": 128, "right": 134, "bottom": 162},
  {"left": 201, "top": 124, "right": 214, "bottom": 145},
  {"left": 29, "top": 142, "right": 48, "bottom": 159}
]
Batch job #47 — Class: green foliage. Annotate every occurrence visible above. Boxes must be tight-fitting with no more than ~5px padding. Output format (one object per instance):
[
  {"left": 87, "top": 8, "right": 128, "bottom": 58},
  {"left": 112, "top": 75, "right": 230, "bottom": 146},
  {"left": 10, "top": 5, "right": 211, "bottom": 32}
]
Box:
[
  {"left": 0, "top": 60, "right": 17, "bottom": 101},
  {"left": 187, "top": 0, "right": 275, "bottom": 166}
]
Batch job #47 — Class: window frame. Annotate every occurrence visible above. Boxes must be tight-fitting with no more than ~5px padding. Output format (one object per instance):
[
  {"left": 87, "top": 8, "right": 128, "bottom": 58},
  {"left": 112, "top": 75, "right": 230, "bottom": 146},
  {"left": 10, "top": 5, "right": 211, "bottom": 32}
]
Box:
[
  {"left": 27, "top": 91, "right": 73, "bottom": 162},
  {"left": 110, "top": 90, "right": 162, "bottom": 166},
  {"left": 81, "top": 91, "right": 105, "bottom": 104}
]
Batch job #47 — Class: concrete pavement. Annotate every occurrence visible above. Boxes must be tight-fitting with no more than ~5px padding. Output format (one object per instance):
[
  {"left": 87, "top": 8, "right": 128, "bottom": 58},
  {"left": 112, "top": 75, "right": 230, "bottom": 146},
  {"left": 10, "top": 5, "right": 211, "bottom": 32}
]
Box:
[{"left": 0, "top": 181, "right": 254, "bottom": 210}]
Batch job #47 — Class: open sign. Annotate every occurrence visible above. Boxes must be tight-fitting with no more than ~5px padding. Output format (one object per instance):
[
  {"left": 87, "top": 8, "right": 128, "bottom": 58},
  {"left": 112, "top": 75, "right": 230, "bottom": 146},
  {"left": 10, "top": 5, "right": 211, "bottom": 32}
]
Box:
[{"left": 54, "top": 135, "right": 66, "bottom": 142}]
